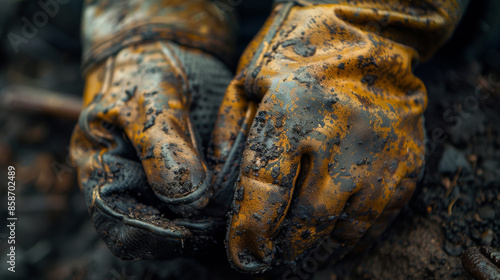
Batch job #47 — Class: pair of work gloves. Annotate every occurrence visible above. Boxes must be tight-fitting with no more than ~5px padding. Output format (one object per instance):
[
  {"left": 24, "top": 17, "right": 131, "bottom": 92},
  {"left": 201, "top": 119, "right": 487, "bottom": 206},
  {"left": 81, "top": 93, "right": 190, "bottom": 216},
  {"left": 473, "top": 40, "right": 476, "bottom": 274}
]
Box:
[{"left": 70, "top": 0, "right": 468, "bottom": 273}]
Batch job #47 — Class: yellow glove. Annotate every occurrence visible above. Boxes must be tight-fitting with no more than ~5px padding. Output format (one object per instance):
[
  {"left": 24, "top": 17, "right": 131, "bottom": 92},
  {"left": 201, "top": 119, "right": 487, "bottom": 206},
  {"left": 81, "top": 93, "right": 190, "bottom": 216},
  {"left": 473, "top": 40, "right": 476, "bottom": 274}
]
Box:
[
  {"left": 213, "top": 0, "right": 468, "bottom": 272},
  {"left": 70, "top": 0, "right": 235, "bottom": 259}
]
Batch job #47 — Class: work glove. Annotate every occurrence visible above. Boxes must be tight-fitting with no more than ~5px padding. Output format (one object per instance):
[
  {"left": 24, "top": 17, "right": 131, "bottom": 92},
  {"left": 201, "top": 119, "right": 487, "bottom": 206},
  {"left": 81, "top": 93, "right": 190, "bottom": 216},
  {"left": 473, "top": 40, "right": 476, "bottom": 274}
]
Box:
[
  {"left": 463, "top": 247, "right": 500, "bottom": 280},
  {"left": 70, "top": 0, "right": 236, "bottom": 260},
  {"left": 213, "top": 0, "right": 469, "bottom": 273}
]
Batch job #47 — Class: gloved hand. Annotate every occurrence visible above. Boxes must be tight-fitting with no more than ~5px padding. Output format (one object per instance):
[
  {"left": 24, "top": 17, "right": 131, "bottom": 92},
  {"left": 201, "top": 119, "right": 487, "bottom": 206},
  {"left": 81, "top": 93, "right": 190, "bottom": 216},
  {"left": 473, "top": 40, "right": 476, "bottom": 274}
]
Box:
[
  {"left": 213, "top": 0, "right": 468, "bottom": 272},
  {"left": 70, "top": 0, "right": 235, "bottom": 259}
]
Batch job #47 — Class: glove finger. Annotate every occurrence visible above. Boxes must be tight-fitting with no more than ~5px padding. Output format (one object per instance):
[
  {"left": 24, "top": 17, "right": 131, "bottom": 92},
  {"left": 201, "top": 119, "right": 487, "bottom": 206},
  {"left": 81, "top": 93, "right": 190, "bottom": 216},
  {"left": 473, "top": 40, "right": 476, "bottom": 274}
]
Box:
[
  {"left": 269, "top": 149, "right": 347, "bottom": 265},
  {"left": 114, "top": 42, "right": 214, "bottom": 214},
  {"left": 328, "top": 175, "right": 416, "bottom": 262},
  {"left": 210, "top": 75, "right": 257, "bottom": 205},
  {"left": 208, "top": 5, "right": 276, "bottom": 202},
  {"left": 278, "top": 155, "right": 418, "bottom": 266},
  {"left": 345, "top": 177, "right": 417, "bottom": 260},
  {"left": 225, "top": 100, "right": 309, "bottom": 273}
]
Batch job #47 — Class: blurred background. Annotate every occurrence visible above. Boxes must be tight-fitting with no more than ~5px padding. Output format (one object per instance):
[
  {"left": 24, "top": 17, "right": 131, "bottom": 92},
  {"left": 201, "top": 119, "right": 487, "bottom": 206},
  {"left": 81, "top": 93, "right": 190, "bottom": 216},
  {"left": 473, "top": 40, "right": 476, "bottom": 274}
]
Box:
[{"left": 0, "top": 1, "right": 499, "bottom": 279}]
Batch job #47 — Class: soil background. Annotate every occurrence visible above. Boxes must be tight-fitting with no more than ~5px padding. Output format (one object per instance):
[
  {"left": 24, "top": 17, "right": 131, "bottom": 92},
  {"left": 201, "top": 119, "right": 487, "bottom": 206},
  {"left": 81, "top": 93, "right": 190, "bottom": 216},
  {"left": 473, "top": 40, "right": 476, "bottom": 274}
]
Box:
[{"left": 0, "top": 1, "right": 499, "bottom": 280}]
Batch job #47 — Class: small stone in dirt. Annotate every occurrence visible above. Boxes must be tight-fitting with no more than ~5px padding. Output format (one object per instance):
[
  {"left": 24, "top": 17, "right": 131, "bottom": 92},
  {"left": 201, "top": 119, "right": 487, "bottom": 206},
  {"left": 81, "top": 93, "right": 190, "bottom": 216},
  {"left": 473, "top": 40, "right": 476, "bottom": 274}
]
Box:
[
  {"left": 481, "top": 229, "right": 494, "bottom": 246},
  {"left": 438, "top": 144, "right": 472, "bottom": 175},
  {"left": 444, "top": 240, "right": 463, "bottom": 256},
  {"left": 478, "top": 205, "right": 495, "bottom": 221}
]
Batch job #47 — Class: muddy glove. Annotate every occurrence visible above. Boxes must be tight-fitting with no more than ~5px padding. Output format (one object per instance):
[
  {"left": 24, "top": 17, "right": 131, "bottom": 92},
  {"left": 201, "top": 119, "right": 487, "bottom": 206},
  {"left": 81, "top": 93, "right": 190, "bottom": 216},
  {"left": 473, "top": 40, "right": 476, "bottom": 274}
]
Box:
[
  {"left": 213, "top": 0, "right": 469, "bottom": 272},
  {"left": 463, "top": 247, "right": 500, "bottom": 280},
  {"left": 70, "top": 0, "right": 235, "bottom": 259}
]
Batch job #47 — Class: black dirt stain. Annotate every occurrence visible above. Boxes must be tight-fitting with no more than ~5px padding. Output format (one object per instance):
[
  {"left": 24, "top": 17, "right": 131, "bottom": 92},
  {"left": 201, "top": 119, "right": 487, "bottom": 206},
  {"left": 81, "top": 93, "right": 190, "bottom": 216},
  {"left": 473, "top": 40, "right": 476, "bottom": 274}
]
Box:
[
  {"left": 124, "top": 86, "right": 137, "bottom": 102},
  {"left": 282, "top": 39, "right": 316, "bottom": 57},
  {"left": 361, "top": 74, "right": 379, "bottom": 87}
]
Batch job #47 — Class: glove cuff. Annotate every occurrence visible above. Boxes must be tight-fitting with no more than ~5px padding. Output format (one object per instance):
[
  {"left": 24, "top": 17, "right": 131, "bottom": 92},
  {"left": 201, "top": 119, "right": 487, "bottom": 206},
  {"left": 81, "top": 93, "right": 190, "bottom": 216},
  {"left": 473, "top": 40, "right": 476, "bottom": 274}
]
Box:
[
  {"left": 272, "top": 0, "right": 468, "bottom": 62},
  {"left": 274, "top": 0, "right": 339, "bottom": 5},
  {"left": 82, "top": 0, "right": 236, "bottom": 74}
]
